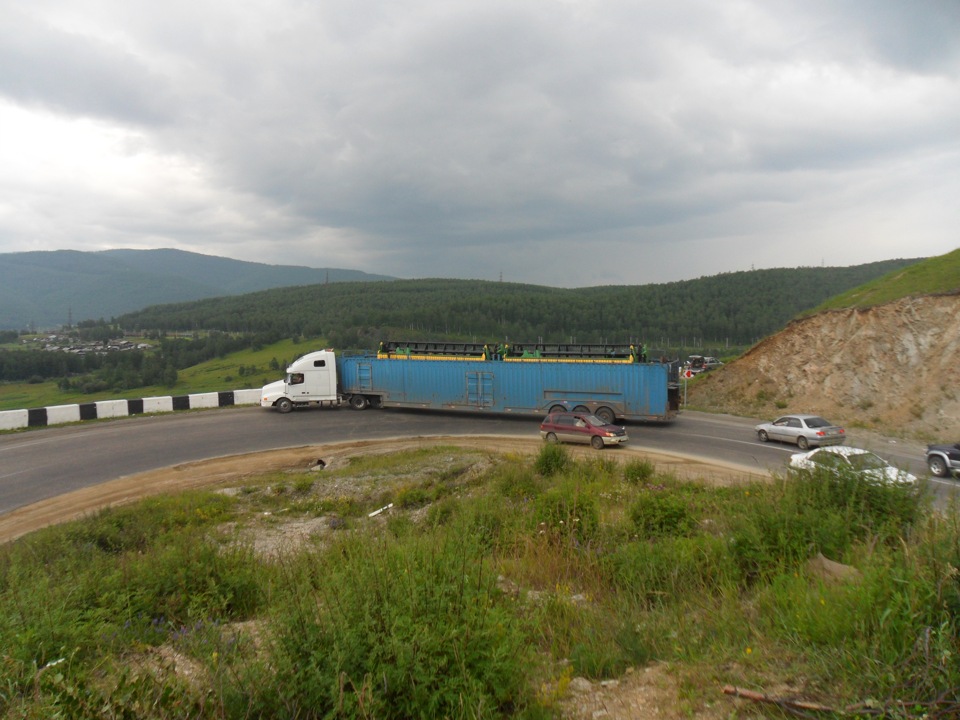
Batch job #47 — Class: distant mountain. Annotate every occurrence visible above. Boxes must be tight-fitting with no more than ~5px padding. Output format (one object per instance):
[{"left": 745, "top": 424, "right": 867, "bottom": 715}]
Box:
[{"left": 0, "top": 249, "right": 395, "bottom": 330}]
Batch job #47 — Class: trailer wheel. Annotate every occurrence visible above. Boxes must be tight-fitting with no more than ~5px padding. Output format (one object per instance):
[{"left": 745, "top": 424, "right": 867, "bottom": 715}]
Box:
[
  {"left": 276, "top": 398, "right": 293, "bottom": 414},
  {"left": 349, "top": 395, "right": 369, "bottom": 410},
  {"left": 574, "top": 405, "right": 590, "bottom": 413},
  {"left": 595, "top": 406, "right": 615, "bottom": 425},
  {"left": 591, "top": 436, "right": 605, "bottom": 450},
  {"left": 548, "top": 405, "right": 566, "bottom": 414}
]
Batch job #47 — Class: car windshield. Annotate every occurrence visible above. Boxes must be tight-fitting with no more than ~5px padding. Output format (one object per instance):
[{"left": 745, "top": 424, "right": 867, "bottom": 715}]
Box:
[
  {"left": 847, "top": 452, "right": 889, "bottom": 471},
  {"left": 804, "top": 417, "right": 832, "bottom": 428},
  {"left": 584, "top": 415, "right": 605, "bottom": 427}
]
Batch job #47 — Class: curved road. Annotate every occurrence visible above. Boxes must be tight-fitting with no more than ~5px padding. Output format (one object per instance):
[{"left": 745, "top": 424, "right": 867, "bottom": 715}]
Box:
[{"left": 0, "top": 406, "right": 950, "bottom": 518}]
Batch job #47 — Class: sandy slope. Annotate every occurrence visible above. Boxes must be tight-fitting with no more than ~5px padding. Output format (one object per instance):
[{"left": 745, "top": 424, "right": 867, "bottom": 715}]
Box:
[{"left": 689, "top": 294, "right": 960, "bottom": 441}]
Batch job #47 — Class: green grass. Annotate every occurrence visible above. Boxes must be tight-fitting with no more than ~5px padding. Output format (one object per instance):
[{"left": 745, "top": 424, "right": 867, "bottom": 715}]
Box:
[
  {"left": 0, "top": 339, "right": 311, "bottom": 412},
  {"left": 1, "top": 444, "right": 956, "bottom": 718},
  {"left": 809, "top": 246, "right": 960, "bottom": 313}
]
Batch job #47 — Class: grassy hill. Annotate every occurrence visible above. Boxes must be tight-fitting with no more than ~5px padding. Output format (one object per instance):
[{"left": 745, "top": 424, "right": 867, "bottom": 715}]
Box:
[
  {"left": 0, "top": 440, "right": 953, "bottom": 718},
  {"left": 810, "top": 247, "right": 960, "bottom": 312}
]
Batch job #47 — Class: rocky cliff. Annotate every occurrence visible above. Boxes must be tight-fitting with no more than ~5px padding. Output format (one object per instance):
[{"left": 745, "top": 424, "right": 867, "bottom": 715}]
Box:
[{"left": 688, "top": 294, "right": 960, "bottom": 441}]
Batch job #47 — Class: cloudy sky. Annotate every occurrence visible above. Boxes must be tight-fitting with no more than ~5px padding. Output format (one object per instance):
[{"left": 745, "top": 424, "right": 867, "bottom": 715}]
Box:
[{"left": 1, "top": 0, "right": 957, "bottom": 287}]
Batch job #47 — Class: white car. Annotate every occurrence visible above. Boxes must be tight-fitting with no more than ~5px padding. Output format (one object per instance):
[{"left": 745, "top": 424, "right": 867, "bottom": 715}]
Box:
[{"left": 789, "top": 446, "right": 917, "bottom": 484}]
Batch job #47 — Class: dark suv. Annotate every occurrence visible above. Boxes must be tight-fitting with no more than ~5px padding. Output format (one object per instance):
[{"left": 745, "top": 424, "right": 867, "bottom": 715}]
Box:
[
  {"left": 539, "top": 412, "right": 628, "bottom": 449},
  {"left": 926, "top": 442, "right": 960, "bottom": 478}
]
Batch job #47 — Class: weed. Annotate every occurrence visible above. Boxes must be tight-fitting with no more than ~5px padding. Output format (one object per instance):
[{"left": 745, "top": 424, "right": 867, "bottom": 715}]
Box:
[
  {"left": 623, "top": 458, "right": 656, "bottom": 484},
  {"left": 534, "top": 442, "right": 571, "bottom": 476},
  {"left": 293, "top": 476, "right": 314, "bottom": 494}
]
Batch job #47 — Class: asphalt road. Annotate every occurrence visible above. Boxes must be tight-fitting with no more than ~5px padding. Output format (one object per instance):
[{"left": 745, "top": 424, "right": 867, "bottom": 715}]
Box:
[{"left": 0, "top": 406, "right": 952, "bottom": 517}]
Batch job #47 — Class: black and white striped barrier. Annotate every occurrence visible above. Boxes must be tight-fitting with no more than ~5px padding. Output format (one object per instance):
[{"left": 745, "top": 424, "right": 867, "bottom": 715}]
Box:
[{"left": 0, "top": 389, "right": 263, "bottom": 431}]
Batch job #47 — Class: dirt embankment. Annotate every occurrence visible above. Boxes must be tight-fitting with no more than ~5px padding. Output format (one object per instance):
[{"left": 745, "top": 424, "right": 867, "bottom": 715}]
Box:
[{"left": 689, "top": 294, "right": 960, "bottom": 441}]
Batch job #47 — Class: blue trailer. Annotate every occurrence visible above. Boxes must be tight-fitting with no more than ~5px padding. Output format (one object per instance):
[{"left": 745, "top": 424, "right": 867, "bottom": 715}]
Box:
[{"left": 261, "top": 343, "right": 679, "bottom": 423}]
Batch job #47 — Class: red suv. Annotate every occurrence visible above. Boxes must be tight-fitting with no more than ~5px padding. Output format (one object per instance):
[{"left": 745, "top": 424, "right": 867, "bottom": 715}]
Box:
[{"left": 539, "top": 412, "right": 628, "bottom": 449}]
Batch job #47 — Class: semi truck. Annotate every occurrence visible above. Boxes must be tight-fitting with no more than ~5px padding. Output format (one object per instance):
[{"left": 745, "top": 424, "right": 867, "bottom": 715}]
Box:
[{"left": 260, "top": 341, "right": 680, "bottom": 423}]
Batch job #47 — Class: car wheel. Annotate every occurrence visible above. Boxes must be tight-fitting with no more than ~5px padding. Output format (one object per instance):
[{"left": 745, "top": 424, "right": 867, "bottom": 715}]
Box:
[
  {"left": 595, "top": 406, "right": 615, "bottom": 424},
  {"left": 549, "top": 405, "right": 566, "bottom": 414},
  {"left": 276, "top": 398, "right": 293, "bottom": 414},
  {"left": 349, "top": 394, "right": 369, "bottom": 410},
  {"left": 545, "top": 432, "right": 558, "bottom": 444},
  {"left": 758, "top": 430, "right": 768, "bottom": 442},
  {"left": 928, "top": 455, "right": 949, "bottom": 478},
  {"left": 797, "top": 436, "right": 809, "bottom": 450},
  {"left": 574, "top": 405, "right": 590, "bottom": 413},
  {"left": 591, "top": 436, "right": 604, "bottom": 450}
]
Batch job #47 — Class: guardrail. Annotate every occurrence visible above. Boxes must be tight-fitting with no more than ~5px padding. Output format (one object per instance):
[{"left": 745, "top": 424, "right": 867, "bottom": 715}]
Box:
[{"left": 0, "top": 389, "right": 263, "bottom": 431}]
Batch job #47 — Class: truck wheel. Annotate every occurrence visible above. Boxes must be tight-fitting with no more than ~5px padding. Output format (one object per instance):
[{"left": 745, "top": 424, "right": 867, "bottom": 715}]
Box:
[
  {"left": 545, "top": 432, "right": 558, "bottom": 444},
  {"left": 276, "top": 398, "right": 293, "bottom": 414},
  {"left": 595, "top": 407, "right": 615, "bottom": 424},
  {"left": 797, "top": 436, "right": 809, "bottom": 450},
  {"left": 591, "top": 436, "right": 605, "bottom": 450},
  {"left": 349, "top": 395, "right": 369, "bottom": 410},
  {"left": 928, "top": 455, "right": 949, "bottom": 478}
]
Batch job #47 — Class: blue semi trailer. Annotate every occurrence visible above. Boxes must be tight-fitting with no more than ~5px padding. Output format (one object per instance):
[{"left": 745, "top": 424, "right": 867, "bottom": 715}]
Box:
[{"left": 261, "top": 342, "right": 680, "bottom": 423}]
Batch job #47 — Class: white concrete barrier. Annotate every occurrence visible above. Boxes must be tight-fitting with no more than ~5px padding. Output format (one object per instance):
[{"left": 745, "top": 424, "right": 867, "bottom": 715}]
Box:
[
  {"left": 142, "top": 396, "right": 174, "bottom": 413},
  {"left": 46, "top": 404, "right": 81, "bottom": 425},
  {"left": 189, "top": 392, "right": 221, "bottom": 409},
  {"left": 234, "top": 389, "right": 262, "bottom": 405},
  {"left": 96, "top": 399, "right": 130, "bottom": 419},
  {"left": 0, "top": 409, "right": 28, "bottom": 431}
]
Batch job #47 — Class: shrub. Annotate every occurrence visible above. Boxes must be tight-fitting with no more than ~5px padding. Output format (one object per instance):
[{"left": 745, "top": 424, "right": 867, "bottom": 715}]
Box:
[
  {"left": 535, "top": 443, "right": 571, "bottom": 477},
  {"left": 533, "top": 480, "right": 600, "bottom": 545},
  {"left": 628, "top": 489, "right": 696, "bottom": 538},
  {"left": 494, "top": 463, "right": 542, "bottom": 500},
  {"left": 607, "top": 534, "right": 737, "bottom": 604},
  {"left": 424, "top": 497, "right": 460, "bottom": 527},
  {"left": 395, "top": 484, "right": 430, "bottom": 509},
  {"left": 623, "top": 458, "right": 656, "bottom": 484}
]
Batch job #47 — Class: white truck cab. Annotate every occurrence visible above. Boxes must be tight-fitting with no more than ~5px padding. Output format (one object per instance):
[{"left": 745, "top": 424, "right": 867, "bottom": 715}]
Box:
[{"left": 260, "top": 350, "right": 339, "bottom": 413}]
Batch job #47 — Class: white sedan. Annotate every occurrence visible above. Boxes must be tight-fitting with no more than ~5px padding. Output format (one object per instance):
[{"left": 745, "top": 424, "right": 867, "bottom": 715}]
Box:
[{"left": 789, "top": 445, "right": 917, "bottom": 484}]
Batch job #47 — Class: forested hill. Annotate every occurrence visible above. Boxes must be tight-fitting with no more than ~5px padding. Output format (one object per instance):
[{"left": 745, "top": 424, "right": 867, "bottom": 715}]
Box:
[
  {"left": 0, "top": 249, "right": 394, "bottom": 330},
  {"left": 117, "top": 259, "right": 919, "bottom": 349}
]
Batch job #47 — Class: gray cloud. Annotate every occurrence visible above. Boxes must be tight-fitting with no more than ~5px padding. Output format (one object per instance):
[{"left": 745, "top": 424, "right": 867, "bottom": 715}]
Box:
[{"left": 0, "top": 0, "right": 957, "bottom": 287}]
